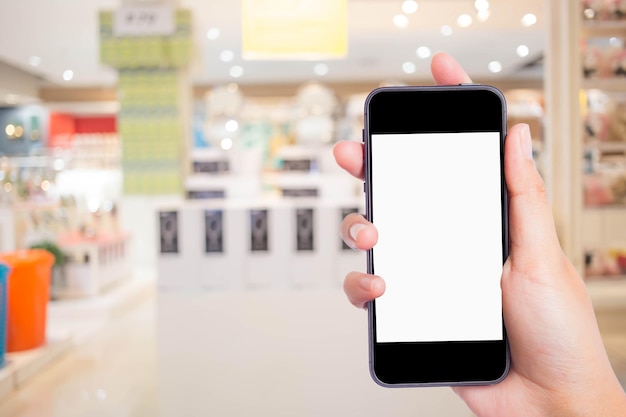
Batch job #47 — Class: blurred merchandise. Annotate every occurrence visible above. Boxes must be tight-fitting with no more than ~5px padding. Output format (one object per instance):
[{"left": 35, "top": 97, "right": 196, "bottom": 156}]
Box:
[
  {"left": 581, "top": 37, "right": 626, "bottom": 79},
  {"left": 585, "top": 247, "right": 626, "bottom": 278},
  {"left": 582, "top": 0, "right": 626, "bottom": 21}
]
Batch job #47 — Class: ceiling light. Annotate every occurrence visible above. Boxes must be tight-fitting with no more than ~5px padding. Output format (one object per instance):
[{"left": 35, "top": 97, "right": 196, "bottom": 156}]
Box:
[
  {"left": 488, "top": 61, "right": 502, "bottom": 73},
  {"left": 41, "top": 180, "right": 50, "bottom": 192},
  {"left": 314, "top": 63, "right": 329, "bottom": 76},
  {"left": 63, "top": 70, "right": 74, "bottom": 81},
  {"left": 474, "top": 0, "right": 489, "bottom": 11},
  {"left": 87, "top": 198, "right": 100, "bottom": 213},
  {"left": 207, "top": 28, "right": 220, "bottom": 40},
  {"left": 225, "top": 119, "right": 239, "bottom": 132},
  {"left": 14, "top": 126, "right": 23, "bottom": 138},
  {"left": 29, "top": 56, "right": 41, "bottom": 67},
  {"left": 516, "top": 45, "right": 530, "bottom": 57},
  {"left": 221, "top": 138, "right": 233, "bottom": 150},
  {"left": 5, "top": 124, "right": 15, "bottom": 137},
  {"left": 521, "top": 13, "right": 537, "bottom": 27},
  {"left": 393, "top": 14, "right": 409, "bottom": 28},
  {"left": 402, "top": 0, "right": 418, "bottom": 14},
  {"left": 53, "top": 159, "right": 65, "bottom": 171},
  {"left": 416, "top": 46, "right": 431, "bottom": 59},
  {"left": 476, "top": 10, "right": 490, "bottom": 22},
  {"left": 610, "top": 37, "right": 623, "bottom": 47},
  {"left": 220, "top": 50, "right": 235, "bottom": 62},
  {"left": 229, "top": 65, "right": 244, "bottom": 78},
  {"left": 402, "top": 62, "right": 416, "bottom": 74},
  {"left": 457, "top": 14, "right": 473, "bottom": 28},
  {"left": 440, "top": 25, "right": 453, "bottom": 36}
]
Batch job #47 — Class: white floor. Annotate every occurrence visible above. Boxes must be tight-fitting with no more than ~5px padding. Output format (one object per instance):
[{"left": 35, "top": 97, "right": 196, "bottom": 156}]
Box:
[
  {"left": 0, "top": 282, "right": 625, "bottom": 417},
  {"left": 156, "top": 289, "right": 471, "bottom": 417}
]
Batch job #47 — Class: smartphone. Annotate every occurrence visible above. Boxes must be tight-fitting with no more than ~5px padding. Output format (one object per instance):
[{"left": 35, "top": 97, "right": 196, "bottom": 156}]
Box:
[{"left": 364, "top": 85, "right": 510, "bottom": 387}]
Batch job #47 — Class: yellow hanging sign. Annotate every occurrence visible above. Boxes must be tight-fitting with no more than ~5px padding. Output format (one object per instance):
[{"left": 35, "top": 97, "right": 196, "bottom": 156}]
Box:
[{"left": 242, "top": 0, "right": 347, "bottom": 60}]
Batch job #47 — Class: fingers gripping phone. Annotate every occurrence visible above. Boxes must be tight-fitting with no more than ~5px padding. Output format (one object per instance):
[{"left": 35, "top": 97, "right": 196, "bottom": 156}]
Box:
[{"left": 364, "top": 85, "right": 510, "bottom": 387}]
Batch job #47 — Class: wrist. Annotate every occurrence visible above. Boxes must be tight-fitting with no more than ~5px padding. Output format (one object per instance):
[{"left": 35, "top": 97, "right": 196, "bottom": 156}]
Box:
[{"left": 551, "top": 380, "right": 626, "bottom": 417}]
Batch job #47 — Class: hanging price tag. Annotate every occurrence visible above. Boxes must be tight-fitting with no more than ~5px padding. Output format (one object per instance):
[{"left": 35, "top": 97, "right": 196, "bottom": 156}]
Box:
[{"left": 114, "top": 6, "right": 174, "bottom": 37}]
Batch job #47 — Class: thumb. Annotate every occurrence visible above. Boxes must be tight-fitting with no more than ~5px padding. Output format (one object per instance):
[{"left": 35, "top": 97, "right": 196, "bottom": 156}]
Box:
[{"left": 505, "top": 124, "right": 563, "bottom": 269}]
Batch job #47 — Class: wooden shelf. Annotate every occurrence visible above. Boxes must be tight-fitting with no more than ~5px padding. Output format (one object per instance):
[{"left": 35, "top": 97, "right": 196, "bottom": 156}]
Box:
[
  {"left": 582, "top": 78, "right": 626, "bottom": 92},
  {"left": 582, "top": 19, "right": 626, "bottom": 36},
  {"left": 585, "top": 206, "right": 626, "bottom": 212},
  {"left": 584, "top": 141, "right": 626, "bottom": 151}
]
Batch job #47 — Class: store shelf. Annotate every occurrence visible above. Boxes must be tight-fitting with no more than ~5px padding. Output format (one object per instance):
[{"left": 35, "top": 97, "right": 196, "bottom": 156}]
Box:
[
  {"left": 582, "top": 19, "right": 626, "bottom": 35},
  {"left": 582, "top": 78, "right": 626, "bottom": 92},
  {"left": 584, "top": 141, "right": 626, "bottom": 152},
  {"left": 577, "top": 1, "right": 626, "bottom": 287},
  {"left": 585, "top": 204, "right": 626, "bottom": 210}
]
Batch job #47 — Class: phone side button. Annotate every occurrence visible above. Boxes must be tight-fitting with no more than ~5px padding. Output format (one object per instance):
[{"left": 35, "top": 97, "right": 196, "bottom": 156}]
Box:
[
  {"left": 363, "top": 182, "right": 366, "bottom": 193},
  {"left": 362, "top": 129, "right": 365, "bottom": 143}
]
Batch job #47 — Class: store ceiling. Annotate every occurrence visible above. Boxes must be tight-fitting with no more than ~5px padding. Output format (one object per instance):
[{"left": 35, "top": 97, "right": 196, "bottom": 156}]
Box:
[{"left": 0, "top": 0, "right": 545, "bottom": 104}]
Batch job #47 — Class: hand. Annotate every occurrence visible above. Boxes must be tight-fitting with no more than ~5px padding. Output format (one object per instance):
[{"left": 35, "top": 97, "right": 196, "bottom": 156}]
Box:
[{"left": 334, "top": 52, "right": 626, "bottom": 417}]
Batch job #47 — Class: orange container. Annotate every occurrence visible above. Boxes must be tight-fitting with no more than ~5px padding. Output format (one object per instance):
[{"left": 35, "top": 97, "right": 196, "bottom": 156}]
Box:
[{"left": 0, "top": 249, "right": 54, "bottom": 352}]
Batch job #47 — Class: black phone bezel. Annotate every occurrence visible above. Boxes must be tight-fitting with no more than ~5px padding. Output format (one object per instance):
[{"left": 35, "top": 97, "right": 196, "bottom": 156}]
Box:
[{"left": 364, "top": 85, "right": 510, "bottom": 387}]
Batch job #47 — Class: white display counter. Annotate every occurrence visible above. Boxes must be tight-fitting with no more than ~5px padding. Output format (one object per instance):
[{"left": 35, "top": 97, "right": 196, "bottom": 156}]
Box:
[{"left": 155, "top": 196, "right": 365, "bottom": 292}]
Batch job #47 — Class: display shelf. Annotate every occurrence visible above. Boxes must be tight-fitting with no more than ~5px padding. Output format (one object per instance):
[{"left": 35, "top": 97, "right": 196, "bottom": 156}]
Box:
[
  {"left": 55, "top": 232, "right": 133, "bottom": 299},
  {"left": 582, "top": 19, "right": 626, "bottom": 35},
  {"left": 577, "top": 1, "right": 626, "bottom": 295},
  {"left": 585, "top": 205, "right": 626, "bottom": 210},
  {"left": 582, "top": 78, "right": 626, "bottom": 92},
  {"left": 584, "top": 141, "right": 626, "bottom": 151}
]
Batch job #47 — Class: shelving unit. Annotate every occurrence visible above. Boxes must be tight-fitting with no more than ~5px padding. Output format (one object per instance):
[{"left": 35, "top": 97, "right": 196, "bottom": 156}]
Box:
[
  {"left": 545, "top": 0, "right": 626, "bottom": 308},
  {"left": 579, "top": 2, "right": 626, "bottom": 289}
]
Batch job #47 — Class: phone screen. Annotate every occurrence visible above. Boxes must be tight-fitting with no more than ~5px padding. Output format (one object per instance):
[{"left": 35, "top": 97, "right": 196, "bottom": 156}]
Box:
[
  {"left": 365, "top": 85, "right": 509, "bottom": 386},
  {"left": 371, "top": 131, "right": 503, "bottom": 343}
]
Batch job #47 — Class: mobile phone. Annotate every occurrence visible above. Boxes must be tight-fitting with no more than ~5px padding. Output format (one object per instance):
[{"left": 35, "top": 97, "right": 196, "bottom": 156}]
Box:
[{"left": 364, "top": 85, "right": 510, "bottom": 387}]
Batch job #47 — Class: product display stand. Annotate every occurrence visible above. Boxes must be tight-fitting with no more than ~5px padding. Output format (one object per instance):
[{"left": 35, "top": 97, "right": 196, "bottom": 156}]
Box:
[
  {"left": 156, "top": 196, "right": 364, "bottom": 292},
  {"left": 245, "top": 200, "right": 292, "bottom": 289},
  {"left": 56, "top": 233, "right": 132, "bottom": 299}
]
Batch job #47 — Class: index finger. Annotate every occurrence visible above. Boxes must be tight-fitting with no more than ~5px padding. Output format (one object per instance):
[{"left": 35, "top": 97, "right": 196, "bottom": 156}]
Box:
[
  {"left": 430, "top": 52, "right": 473, "bottom": 85},
  {"left": 333, "top": 140, "right": 364, "bottom": 179}
]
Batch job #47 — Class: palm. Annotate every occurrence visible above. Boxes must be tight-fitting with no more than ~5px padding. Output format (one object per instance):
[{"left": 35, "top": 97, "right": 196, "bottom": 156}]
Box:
[{"left": 456, "top": 255, "right": 609, "bottom": 417}]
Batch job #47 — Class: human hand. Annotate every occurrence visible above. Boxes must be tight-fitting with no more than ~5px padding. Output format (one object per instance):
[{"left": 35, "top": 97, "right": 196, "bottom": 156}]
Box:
[{"left": 334, "top": 52, "right": 626, "bottom": 417}]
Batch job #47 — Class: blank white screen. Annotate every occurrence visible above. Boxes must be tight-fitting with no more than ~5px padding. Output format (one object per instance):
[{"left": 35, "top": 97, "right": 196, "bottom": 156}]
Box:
[{"left": 372, "top": 132, "right": 503, "bottom": 343}]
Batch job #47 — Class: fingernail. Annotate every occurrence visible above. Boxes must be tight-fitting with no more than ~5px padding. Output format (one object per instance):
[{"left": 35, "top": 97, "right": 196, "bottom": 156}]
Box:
[
  {"left": 520, "top": 124, "right": 533, "bottom": 160},
  {"left": 349, "top": 223, "right": 366, "bottom": 243},
  {"left": 359, "top": 276, "right": 375, "bottom": 291}
]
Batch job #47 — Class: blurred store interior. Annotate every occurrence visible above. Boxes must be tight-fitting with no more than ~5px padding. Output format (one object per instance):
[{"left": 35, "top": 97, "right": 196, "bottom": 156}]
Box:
[{"left": 0, "top": 0, "right": 624, "bottom": 416}]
